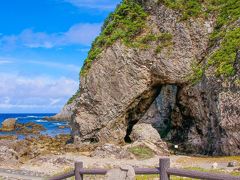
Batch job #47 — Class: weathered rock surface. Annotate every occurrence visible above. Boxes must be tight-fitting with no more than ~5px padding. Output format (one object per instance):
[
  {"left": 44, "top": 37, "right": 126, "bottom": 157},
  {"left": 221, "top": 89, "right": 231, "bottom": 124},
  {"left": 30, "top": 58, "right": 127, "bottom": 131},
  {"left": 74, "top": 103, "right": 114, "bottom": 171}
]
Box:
[
  {"left": 44, "top": 102, "right": 76, "bottom": 121},
  {"left": 0, "top": 118, "right": 17, "bottom": 131},
  {"left": 128, "top": 123, "right": 169, "bottom": 155},
  {"left": 139, "top": 85, "right": 177, "bottom": 137},
  {"left": 72, "top": 2, "right": 211, "bottom": 143},
  {"left": 0, "top": 140, "right": 19, "bottom": 165},
  {"left": 70, "top": 0, "right": 240, "bottom": 155},
  {"left": 106, "top": 165, "right": 135, "bottom": 180},
  {"left": 15, "top": 122, "right": 46, "bottom": 135},
  {"left": 129, "top": 123, "right": 162, "bottom": 143}
]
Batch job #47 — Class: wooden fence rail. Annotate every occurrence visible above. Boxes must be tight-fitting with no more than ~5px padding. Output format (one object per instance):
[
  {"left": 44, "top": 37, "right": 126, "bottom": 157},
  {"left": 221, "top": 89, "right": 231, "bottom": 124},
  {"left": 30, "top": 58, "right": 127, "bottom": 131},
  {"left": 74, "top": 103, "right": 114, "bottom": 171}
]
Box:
[{"left": 48, "top": 158, "right": 240, "bottom": 180}]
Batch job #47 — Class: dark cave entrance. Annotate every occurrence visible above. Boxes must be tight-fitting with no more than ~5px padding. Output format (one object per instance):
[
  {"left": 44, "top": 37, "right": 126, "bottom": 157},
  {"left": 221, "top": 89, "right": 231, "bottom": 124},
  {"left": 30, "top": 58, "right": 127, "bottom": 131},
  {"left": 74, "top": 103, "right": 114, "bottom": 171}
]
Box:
[
  {"left": 124, "top": 84, "right": 186, "bottom": 144},
  {"left": 124, "top": 86, "right": 162, "bottom": 143}
]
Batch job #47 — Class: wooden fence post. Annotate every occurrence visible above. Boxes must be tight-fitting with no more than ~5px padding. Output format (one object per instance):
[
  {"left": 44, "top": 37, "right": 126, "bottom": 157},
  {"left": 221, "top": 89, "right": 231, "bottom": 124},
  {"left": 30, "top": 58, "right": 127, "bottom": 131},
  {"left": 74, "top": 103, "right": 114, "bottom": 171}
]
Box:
[
  {"left": 75, "top": 162, "right": 83, "bottom": 180},
  {"left": 159, "top": 158, "right": 170, "bottom": 180}
]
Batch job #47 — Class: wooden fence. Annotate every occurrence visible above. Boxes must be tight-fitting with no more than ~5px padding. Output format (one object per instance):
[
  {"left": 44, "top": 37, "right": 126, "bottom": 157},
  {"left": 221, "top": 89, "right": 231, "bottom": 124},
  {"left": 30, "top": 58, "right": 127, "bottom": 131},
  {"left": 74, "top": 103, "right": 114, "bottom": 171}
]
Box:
[{"left": 48, "top": 158, "right": 240, "bottom": 180}]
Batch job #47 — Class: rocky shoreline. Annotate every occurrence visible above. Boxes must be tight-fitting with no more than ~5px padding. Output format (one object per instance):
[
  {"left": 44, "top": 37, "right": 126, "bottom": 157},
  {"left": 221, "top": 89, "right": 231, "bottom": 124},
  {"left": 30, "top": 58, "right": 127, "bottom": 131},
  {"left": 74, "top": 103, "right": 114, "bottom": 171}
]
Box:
[
  {"left": 0, "top": 121, "right": 240, "bottom": 179},
  {"left": 0, "top": 118, "right": 46, "bottom": 135},
  {"left": 0, "top": 123, "right": 170, "bottom": 166}
]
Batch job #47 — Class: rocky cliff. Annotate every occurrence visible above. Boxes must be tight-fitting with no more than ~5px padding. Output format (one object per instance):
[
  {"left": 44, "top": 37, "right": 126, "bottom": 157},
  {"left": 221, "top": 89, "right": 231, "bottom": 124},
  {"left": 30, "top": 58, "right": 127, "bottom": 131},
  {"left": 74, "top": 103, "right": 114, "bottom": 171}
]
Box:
[{"left": 70, "top": 0, "right": 240, "bottom": 155}]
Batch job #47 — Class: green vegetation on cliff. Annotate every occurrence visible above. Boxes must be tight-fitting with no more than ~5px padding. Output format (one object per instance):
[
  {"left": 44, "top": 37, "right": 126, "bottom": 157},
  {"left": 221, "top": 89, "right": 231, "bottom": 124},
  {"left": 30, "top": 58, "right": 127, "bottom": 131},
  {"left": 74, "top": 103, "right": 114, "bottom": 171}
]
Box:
[
  {"left": 157, "top": 0, "right": 203, "bottom": 20},
  {"left": 81, "top": 0, "right": 148, "bottom": 76},
  {"left": 160, "top": 0, "right": 240, "bottom": 81},
  {"left": 80, "top": 0, "right": 173, "bottom": 76},
  {"left": 81, "top": 0, "right": 239, "bottom": 79},
  {"left": 67, "top": 90, "right": 80, "bottom": 105},
  {"left": 207, "top": 0, "right": 240, "bottom": 77},
  {"left": 208, "top": 27, "right": 240, "bottom": 76}
]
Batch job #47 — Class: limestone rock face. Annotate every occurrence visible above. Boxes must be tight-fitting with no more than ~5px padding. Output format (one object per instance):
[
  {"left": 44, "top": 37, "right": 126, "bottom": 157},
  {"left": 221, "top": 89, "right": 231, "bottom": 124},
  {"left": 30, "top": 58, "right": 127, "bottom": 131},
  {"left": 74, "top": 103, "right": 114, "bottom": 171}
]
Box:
[
  {"left": 0, "top": 118, "right": 16, "bottom": 131},
  {"left": 70, "top": 0, "right": 240, "bottom": 155},
  {"left": 72, "top": 2, "right": 211, "bottom": 144},
  {"left": 172, "top": 51, "right": 240, "bottom": 155}
]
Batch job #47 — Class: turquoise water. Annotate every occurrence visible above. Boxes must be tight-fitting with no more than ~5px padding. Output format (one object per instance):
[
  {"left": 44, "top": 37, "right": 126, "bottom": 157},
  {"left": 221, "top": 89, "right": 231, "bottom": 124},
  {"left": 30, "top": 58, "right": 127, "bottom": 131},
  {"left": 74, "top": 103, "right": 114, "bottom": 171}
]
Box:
[{"left": 0, "top": 113, "right": 71, "bottom": 139}]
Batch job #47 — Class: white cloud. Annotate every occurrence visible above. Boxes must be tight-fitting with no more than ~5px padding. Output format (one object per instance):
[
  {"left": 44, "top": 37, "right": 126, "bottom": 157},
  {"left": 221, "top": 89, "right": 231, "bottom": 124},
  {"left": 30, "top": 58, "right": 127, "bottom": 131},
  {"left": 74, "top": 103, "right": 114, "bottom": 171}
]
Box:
[
  {"left": 0, "top": 73, "right": 79, "bottom": 112},
  {"left": 0, "top": 60, "right": 12, "bottom": 65},
  {"left": 50, "top": 98, "right": 61, "bottom": 106},
  {"left": 0, "top": 57, "right": 15, "bottom": 64},
  {"left": 64, "top": 0, "right": 120, "bottom": 10},
  {"left": 0, "top": 23, "right": 102, "bottom": 49},
  {"left": 27, "top": 60, "right": 80, "bottom": 72}
]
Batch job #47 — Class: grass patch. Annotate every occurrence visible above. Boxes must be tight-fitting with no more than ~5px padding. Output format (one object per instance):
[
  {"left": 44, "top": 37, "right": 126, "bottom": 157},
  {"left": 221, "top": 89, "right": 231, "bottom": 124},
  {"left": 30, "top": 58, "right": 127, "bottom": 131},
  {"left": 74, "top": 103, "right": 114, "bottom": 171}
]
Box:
[
  {"left": 128, "top": 145, "right": 155, "bottom": 160},
  {"left": 208, "top": 27, "right": 240, "bottom": 77},
  {"left": 157, "top": 0, "right": 203, "bottom": 20},
  {"left": 155, "top": 33, "right": 173, "bottom": 54},
  {"left": 206, "top": 0, "right": 240, "bottom": 77},
  {"left": 234, "top": 78, "right": 240, "bottom": 86},
  {"left": 188, "top": 61, "right": 204, "bottom": 84}
]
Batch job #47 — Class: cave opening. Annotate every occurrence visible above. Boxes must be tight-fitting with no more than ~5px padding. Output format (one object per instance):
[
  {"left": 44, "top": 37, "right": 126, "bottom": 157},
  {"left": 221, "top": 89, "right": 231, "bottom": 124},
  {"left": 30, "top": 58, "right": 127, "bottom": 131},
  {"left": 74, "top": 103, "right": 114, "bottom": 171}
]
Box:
[
  {"left": 124, "top": 84, "right": 180, "bottom": 143},
  {"left": 124, "top": 86, "right": 162, "bottom": 143}
]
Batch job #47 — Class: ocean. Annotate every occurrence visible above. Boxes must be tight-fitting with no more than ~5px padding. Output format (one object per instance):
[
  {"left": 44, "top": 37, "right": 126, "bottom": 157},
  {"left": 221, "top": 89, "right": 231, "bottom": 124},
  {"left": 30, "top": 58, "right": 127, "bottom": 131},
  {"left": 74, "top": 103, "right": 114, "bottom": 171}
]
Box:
[{"left": 0, "top": 113, "right": 71, "bottom": 139}]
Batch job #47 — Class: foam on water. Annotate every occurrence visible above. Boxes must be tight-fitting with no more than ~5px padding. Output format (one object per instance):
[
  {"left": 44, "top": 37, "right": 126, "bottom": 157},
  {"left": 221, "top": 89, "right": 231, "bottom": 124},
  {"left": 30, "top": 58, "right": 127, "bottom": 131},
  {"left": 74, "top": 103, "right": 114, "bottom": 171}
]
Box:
[
  {"left": 54, "top": 123, "right": 63, "bottom": 126},
  {"left": 35, "top": 119, "right": 48, "bottom": 123},
  {"left": 27, "top": 115, "right": 38, "bottom": 118}
]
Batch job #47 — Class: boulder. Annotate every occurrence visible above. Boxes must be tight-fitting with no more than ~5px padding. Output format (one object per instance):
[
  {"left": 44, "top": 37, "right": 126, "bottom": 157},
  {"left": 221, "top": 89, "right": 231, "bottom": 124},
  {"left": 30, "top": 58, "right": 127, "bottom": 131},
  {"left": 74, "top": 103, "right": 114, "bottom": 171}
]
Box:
[
  {"left": 129, "top": 123, "right": 161, "bottom": 143},
  {"left": 124, "top": 124, "right": 169, "bottom": 158},
  {"left": 0, "top": 118, "right": 16, "bottom": 131}
]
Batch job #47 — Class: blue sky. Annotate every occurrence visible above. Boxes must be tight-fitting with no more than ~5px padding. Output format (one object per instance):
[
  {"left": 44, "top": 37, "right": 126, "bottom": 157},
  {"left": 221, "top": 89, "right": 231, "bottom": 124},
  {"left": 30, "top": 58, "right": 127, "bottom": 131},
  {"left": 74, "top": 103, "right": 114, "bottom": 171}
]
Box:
[{"left": 0, "top": 0, "right": 121, "bottom": 113}]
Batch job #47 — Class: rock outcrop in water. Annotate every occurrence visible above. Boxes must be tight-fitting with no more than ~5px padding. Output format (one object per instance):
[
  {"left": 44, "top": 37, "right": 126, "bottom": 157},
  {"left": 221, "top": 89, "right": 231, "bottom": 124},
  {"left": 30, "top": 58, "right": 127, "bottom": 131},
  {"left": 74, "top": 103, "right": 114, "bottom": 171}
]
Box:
[
  {"left": 70, "top": 0, "right": 240, "bottom": 155},
  {"left": 0, "top": 118, "right": 17, "bottom": 131}
]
